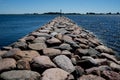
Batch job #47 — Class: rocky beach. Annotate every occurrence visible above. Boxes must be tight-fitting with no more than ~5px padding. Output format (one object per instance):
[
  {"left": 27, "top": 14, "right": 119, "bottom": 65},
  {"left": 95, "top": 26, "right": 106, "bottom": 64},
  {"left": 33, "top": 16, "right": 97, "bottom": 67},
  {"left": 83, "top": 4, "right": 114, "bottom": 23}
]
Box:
[{"left": 0, "top": 16, "right": 120, "bottom": 80}]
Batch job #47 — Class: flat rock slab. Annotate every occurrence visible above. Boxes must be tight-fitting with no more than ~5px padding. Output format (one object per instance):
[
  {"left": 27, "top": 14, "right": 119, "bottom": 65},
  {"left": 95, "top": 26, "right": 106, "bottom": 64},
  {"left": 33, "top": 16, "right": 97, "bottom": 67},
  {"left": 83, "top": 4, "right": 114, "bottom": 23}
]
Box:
[
  {"left": 0, "top": 70, "right": 40, "bottom": 80},
  {"left": 53, "top": 55, "right": 75, "bottom": 73}
]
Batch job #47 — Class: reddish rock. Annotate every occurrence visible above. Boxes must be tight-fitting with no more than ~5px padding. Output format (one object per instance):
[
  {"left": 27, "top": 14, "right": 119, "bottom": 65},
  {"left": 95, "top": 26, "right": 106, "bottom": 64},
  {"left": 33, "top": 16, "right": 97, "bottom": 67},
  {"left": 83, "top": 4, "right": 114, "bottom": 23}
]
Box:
[
  {"left": 79, "top": 74, "right": 105, "bottom": 80},
  {"left": 15, "top": 50, "right": 40, "bottom": 61},
  {"left": 41, "top": 68, "right": 69, "bottom": 80},
  {"left": 0, "top": 58, "right": 16, "bottom": 72},
  {"left": 102, "top": 70, "right": 120, "bottom": 80}
]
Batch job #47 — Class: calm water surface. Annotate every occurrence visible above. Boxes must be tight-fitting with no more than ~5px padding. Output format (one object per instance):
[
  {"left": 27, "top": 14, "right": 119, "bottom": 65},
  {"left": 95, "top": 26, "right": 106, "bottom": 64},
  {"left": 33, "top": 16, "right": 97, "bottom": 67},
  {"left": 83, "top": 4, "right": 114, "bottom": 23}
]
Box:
[{"left": 0, "top": 15, "right": 120, "bottom": 55}]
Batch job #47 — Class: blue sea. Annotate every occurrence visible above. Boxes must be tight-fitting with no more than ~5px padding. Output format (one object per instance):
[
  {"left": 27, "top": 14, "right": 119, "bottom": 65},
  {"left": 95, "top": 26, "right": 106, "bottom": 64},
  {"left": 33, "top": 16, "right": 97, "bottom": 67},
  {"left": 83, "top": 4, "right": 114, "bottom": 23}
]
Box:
[{"left": 0, "top": 15, "right": 120, "bottom": 55}]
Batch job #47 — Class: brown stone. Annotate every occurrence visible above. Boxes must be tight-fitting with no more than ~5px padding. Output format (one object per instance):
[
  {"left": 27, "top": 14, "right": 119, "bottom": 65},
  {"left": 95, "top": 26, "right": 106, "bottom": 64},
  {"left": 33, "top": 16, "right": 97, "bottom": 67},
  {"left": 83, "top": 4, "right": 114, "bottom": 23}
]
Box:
[
  {"left": 16, "top": 59, "right": 31, "bottom": 70},
  {"left": 15, "top": 50, "right": 40, "bottom": 61},
  {"left": 24, "top": 36, "right": 35, "bottom": 41},
  {"left": 33, "top": 37, "right": 46, "bottom": 43},
  {"left": 0, "top": 58, "right": 16, "bottom": 72},
  {"left": 43, "top": 48, "right": 61, "bottom": 57},
  {"left": 31, "top": 56, "right": 56, "bottom": 69},
  {"left": 28, "top": 43, "right": 47, "bottom": 50}
]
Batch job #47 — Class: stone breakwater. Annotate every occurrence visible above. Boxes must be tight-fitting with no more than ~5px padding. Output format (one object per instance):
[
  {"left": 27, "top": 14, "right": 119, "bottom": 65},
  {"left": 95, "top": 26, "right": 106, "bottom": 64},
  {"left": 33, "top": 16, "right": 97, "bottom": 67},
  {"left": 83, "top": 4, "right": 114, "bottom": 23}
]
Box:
[{"left": 0, "top": 16, "right": 120, "bottom": 80}]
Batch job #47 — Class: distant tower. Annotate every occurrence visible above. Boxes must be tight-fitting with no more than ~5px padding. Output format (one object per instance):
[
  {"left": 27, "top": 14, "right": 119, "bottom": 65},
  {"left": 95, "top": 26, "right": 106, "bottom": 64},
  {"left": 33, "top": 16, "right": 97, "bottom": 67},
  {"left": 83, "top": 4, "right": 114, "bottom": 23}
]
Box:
[{"left": 60, "top": 9, "right": 62, "bottom": 17}]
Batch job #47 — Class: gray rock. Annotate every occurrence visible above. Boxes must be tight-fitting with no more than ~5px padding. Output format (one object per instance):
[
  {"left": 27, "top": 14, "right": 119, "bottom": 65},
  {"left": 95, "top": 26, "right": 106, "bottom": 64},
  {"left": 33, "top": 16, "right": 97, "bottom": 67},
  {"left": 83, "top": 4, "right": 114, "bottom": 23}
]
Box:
[
  {"left": 59, "top": 43, "right": 72, "bottom": 50},
  {"left": 88, "top": 47, "right": 100, "bottom": 56},
  {"left": 75, "top": 48, "right": 88, "bottom": 57},
  {"left": 12, "top": 41, "right": 27, "bottom": 49},
  {"left": 2, "top": 48, "right": 21, "bottom": 58},
  {"left": 53, "top": 55, "right": 75, "bottom": 73},
  {"left": 28, "top": 43, "right": 47, "bottom": 50},
  {"left": 41, "top": 68, "right": 69, "bottom": 80},
  {"left": 0, "top": 70, "right": 40, "bottom": 80},
  {"left": 0, "top": 58, "right": 16, "bottom": 72}
]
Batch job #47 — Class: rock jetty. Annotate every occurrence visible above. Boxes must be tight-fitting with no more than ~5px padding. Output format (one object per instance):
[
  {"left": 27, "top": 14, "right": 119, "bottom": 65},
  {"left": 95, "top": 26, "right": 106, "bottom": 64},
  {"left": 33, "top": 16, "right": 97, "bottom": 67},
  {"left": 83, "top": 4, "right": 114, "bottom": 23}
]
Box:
[{"left": 0, "top": 16, "right": 120, "bottom": 80}]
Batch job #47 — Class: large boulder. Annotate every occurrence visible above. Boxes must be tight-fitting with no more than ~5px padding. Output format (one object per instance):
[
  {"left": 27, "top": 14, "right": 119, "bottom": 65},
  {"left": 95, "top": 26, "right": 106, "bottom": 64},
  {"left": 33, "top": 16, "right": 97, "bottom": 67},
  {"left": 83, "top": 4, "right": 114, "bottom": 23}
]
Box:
[
  {"left": 43, "top": 48, "right": 61, "bottom": 57},
  {"left": 41, "top": 68, "right": 69, "bottom": 80},
  {"left": 0, "top": 70, "right": 40, "bottom": 80},
  {"left": 110, "top": 62, "right": 120, "bottom": 71},
  {"left": 0, "top": 58, "right": 16, "bottom": 72},
  {"left": 28, "top": 43, "right": 47, "bottom": 50},
  {"left": 53, "top": 55, "right": 75, "bottom": 73},
  {"left": 31, "top": 56, "right": 56, "bottom": 69}
]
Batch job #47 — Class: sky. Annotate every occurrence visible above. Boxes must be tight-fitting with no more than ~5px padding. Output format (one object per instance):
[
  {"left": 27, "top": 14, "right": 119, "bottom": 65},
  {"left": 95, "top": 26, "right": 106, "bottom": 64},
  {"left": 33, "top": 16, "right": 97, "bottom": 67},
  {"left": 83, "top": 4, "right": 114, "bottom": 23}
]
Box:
[{"left": 0, "top": 0, "right": 120, "bottom": 14}]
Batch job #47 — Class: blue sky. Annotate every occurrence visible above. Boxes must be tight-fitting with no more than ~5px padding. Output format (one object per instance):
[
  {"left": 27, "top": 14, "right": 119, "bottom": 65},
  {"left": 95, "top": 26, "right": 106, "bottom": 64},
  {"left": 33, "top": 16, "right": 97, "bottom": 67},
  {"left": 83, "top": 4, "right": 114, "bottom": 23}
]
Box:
[{"left": 0, "top": 0, "right": 120, "bottom": 14}]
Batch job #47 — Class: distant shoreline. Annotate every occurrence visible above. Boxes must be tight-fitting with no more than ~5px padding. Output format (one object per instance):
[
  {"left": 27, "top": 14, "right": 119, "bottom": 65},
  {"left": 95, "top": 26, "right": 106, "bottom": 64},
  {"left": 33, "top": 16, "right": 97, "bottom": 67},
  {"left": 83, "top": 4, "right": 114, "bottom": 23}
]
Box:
[{"left": 0, "top": 12, "right": 120, "bottom": 15}]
